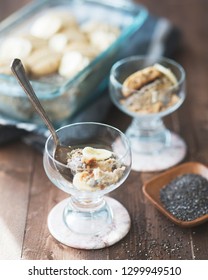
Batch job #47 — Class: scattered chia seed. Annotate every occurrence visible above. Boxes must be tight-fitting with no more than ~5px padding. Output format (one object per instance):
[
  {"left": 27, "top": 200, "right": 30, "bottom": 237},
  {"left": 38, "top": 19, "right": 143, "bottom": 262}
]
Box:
[{"left": 160, "top": 173, "right": 208, "bottom": 221}]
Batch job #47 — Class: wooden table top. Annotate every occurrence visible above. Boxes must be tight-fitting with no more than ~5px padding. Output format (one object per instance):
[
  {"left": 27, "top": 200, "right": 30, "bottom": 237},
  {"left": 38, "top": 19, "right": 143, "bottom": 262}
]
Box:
[{"left": 0, "top": 0, "right": 208, "bottom": 260}]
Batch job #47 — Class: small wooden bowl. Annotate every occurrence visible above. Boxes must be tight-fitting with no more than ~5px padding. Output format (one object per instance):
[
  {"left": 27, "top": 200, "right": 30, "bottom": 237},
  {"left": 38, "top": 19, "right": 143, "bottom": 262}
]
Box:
[{"left": 142, "top": 162, "right": 208, "bottom": 227}]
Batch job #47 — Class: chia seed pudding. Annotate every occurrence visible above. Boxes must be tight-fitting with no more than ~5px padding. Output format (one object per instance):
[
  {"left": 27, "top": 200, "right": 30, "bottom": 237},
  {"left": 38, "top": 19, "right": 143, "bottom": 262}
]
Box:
[
  {"left": 67, "top": 146, "right": 125, "bottom": 191},
  {"left": 120, "top": 63, "right": 180, "bottom": 114},
  {"left": 160, "top": 173, "right": 208, "bottom": 221}
]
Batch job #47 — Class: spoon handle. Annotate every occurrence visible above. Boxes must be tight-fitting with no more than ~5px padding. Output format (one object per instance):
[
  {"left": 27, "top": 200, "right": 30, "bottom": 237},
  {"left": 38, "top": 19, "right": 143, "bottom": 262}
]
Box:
[{"left": 11, "top": 58, "right": 59, "bottom": 146}]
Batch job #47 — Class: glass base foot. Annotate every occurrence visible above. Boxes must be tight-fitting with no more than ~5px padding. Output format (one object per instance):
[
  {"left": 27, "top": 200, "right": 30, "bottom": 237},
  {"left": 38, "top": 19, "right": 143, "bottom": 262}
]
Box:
[
  {"left": 47, "top": 196, "right": 131, "bottom": 249},
  {"left": 130, "top": 132, "right": 187, "bottom": 172}
]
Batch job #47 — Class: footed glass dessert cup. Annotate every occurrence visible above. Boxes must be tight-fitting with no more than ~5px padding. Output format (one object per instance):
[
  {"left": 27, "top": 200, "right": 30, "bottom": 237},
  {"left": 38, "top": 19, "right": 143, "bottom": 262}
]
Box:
[
  {"left": 110, "top": 56, "right": 187, "bottom": 172},
  {"left": 43, "top": 122, "right": 131, "bottom": 249}
]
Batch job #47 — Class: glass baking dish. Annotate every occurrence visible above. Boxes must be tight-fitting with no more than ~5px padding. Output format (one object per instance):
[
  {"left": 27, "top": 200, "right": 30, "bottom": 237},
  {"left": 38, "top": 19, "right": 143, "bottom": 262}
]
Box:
[{"left": 0, "top": 0, "right": 148, "bottom": 126}]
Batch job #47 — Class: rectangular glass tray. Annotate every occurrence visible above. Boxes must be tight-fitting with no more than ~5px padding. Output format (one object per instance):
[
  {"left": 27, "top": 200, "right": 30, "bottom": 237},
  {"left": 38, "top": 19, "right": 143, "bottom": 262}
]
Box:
[{"left": 0, "top": 0, "right": 148, "bottom": 127}]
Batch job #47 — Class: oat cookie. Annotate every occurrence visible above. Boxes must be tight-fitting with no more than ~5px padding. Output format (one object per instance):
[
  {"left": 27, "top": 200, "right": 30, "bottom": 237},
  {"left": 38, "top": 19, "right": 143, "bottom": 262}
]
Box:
[
  {"left": 122, "top": 66, "right": 162, "bottom": 97},
  {"left": 121, "top": 64, "right": 179, "bottom": 114}
]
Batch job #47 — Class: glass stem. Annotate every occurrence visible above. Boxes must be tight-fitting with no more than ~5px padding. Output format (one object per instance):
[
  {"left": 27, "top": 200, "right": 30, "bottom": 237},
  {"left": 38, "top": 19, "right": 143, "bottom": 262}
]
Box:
[
  {"left": 63, "top": 196, "right": 113, "bottom": 235},
  {"left": 126, "top": 117, "right": 171, "bottom": 154}
]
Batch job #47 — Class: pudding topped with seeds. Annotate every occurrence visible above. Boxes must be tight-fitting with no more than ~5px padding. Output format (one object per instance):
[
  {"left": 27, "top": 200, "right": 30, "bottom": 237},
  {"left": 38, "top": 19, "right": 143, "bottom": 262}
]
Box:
[
  {"left": 67, "top": 146, "right": 125, "bottom": 191},
  {"left": 121, "top": 63, "right": 180, "bottom": 114}
]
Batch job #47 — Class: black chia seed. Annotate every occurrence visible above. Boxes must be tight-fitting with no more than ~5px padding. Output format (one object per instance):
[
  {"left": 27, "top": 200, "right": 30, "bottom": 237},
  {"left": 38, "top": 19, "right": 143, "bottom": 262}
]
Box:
[{"left": 160, "top": 173, "right": 208, "bottom": 221}]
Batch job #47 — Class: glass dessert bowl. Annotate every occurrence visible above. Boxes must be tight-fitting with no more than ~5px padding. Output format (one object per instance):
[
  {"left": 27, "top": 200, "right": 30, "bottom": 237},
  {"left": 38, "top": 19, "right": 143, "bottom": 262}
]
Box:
[
  {"left": 109, "top": 55, "right": 187, "bottom": 172},
  {"left": 43, "top": 122, "right": 131, "bottom": 249}
]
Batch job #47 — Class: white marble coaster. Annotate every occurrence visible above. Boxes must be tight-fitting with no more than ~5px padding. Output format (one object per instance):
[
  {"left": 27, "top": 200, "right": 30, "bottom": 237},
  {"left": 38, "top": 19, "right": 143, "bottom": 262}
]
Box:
[
  {"left": 48, "top": 197, "right": 131, "bottom": 250},
  {"left": 131, "top": 133, "right": 187, "bottom": 172}
]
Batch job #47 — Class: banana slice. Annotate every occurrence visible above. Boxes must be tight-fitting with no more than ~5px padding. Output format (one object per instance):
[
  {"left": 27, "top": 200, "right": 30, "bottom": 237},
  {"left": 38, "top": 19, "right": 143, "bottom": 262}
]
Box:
[
  {"left": 48, "top": 30, "right": 87, "bottom": 53},
  {"left": 30, "top": 14, "right": 62, "bottom": 39},
  {"left": 73, "top": 172, "right": 86, "bottom": 190},
  {"left": 0, "top": 37, "right": 32, "bottom": 61},
  {"left": 59, "top": 51, "right": 90, "bottom": 78},
  {"left": 48, "top": 33, "right": 69, "bottom": 53},
  {"left": 22, "top": 35, "right": 47, "bottom": 51},
  {"left": 73, "top": 172, "right": 94, "bottom": 191},
  {"left": 30, "top": 11, "right": 77, "bottom": 39},
  {"left": 82, "top": 147, "right": 112, "bottom": 162},
  {"left": 89, "top": 30, "right": 118, "bottom": 52},
  {"left": 154, "top": 63, "right": 178, "bottom": 85},
  {"left": 26, "top": 48, "right": 61, "bottom": 76}
]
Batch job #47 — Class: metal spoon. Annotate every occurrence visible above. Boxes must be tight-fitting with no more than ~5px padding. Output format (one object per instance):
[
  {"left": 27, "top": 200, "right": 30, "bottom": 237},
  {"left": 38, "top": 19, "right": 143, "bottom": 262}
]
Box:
[{"left": 11, "top": 58, "right": 71, "bottom": 166}]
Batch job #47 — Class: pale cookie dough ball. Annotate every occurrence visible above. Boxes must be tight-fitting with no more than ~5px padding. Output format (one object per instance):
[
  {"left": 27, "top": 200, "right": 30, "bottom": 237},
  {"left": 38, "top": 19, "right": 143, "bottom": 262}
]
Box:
[{"left": 26, "top": 48, "right": 61, "bottom": 76}]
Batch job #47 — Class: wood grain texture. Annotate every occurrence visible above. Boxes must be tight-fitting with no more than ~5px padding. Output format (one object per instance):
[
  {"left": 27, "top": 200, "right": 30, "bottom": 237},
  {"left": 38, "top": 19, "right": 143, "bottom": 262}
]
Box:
[
  {"left": 0, "top": 0, "right": 208, "bottom": 260},
  {"left": 0, "top": 142, "right": 34, "bottom": 259}
]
